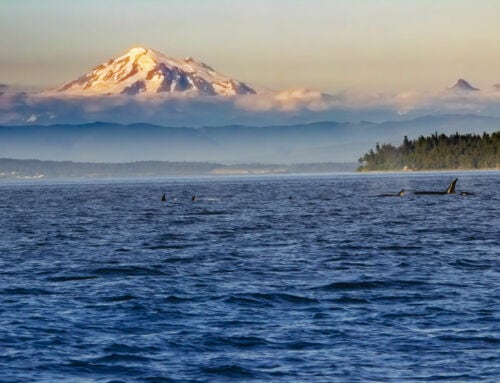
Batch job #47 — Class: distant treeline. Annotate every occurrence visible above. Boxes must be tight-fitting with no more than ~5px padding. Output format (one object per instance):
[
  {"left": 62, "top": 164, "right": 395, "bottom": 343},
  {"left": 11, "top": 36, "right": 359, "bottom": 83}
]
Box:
[
  {"left": 358, "top": 132, "right": 500, "bottom": 171},
  {"left": 0, "top": 159, "right": 219, "bottom": 178},
  {"left": 0, "top": 159, "right": 357, "bottom": 179}
]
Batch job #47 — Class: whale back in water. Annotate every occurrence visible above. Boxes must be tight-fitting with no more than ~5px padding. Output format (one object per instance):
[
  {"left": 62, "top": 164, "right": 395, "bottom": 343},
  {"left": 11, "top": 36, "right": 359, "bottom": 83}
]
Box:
[{"left": 377, "top": 189, "right": 405, "bottom": 197}]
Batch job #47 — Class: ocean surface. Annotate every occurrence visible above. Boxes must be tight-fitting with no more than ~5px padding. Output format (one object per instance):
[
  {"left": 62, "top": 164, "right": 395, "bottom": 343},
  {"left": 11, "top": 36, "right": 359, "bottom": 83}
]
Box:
[{"left": 1, "top": 172, "right": 499, "bottom": 382}]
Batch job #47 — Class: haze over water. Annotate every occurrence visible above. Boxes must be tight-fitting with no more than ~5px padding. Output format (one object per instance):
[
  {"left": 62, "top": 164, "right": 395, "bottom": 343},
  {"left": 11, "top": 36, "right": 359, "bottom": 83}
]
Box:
[{"left": 1, "top": 172, "right": 498, "bottom": 382}]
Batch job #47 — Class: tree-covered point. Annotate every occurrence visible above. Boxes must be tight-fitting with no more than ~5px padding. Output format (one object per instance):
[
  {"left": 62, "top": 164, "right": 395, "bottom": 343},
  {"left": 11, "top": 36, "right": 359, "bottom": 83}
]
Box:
[{"left": 358, "top": 131, "right": 500, "bottom": 171}]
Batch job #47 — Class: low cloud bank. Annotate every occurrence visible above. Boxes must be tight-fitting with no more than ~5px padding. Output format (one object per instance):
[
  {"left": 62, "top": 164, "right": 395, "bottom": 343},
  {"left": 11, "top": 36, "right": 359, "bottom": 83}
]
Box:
[{"left": 1, "top": 87, "right": 500, "bottom": 126}]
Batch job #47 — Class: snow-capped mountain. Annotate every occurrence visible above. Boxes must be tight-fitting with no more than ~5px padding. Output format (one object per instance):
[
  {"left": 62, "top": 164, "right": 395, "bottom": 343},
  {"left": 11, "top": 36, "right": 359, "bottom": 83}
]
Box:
[
  {"left": 53, "top": 47, "right": 257, "bottom": 96},
  {"left": 447, "top": 78, "right": 479, "bottom": 92}
]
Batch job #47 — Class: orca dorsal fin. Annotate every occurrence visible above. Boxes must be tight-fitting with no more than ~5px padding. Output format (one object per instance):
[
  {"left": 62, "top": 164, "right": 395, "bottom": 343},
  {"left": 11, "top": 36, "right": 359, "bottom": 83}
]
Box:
[{"left": 445, "top": 179, "right": 458, "bottom": 194}]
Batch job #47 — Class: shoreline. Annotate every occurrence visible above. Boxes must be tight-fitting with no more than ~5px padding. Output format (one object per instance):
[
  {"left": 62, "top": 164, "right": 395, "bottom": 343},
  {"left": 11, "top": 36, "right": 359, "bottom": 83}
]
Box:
[
  {"left": 1, "top": 169, "right": 498, "bottom": 184},
  {"left": 357, "top": 167, "right": 500, "bottom": 174}
]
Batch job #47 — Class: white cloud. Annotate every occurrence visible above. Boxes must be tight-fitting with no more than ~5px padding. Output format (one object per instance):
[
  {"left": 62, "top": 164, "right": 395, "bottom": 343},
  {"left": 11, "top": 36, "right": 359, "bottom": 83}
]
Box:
[{"left": 1, "top": 87, "right": 500, "bottom": 127}]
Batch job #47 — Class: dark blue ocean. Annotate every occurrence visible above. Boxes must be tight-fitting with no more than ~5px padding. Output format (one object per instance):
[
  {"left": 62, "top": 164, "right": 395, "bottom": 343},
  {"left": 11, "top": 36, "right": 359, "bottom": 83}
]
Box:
[{"left": 1, "top": 172, "right": 499, "bottom": 382}]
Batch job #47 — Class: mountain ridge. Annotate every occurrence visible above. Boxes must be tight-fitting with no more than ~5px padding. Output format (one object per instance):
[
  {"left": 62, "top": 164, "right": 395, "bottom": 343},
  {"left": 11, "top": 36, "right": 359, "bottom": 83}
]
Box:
[
  {"left": 3, "top": 112, "right": 496, "bottom": 130},
  {"left": 1, "top": 114, "right": 498, "bottom": 163}
]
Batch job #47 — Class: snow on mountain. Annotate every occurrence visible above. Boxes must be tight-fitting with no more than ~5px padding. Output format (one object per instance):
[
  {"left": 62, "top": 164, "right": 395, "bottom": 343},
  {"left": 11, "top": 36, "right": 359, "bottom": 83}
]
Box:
[
  {"left": 447, "top": 78, "right": 479, "bottom": 92},
  {"left": 52, "top": 47, "right": 257, "bottom": 96}
]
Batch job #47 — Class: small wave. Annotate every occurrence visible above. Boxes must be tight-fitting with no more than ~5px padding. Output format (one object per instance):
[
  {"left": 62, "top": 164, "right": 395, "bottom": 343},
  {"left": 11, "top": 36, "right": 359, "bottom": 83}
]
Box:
[
  {"left": 163, "top": 295, "right": 194, "bottom": 303},
  {"left": 416, "top": 373, "right": 479, "bottom": 381},
  {"left": 437, "top": 335, "right": 500, "bottom": 344},
  {"left": 316, "top": 281, "right": 386, "bottom": 291},
  {"left": 314, "top": 279, "right": 427, "bottom": 291},
  {"left": 197, "top": 210, "right": 227, "bottom": 216},
  {"left": 3, "top": 287, "right": 53, "bottom": 295},
  {"left": 183, "top": 210, "right": 227, "bottom": 216},
  {"left": 65, "top": 359, "right": 142, "bottom": 375},
  {"left": 102, "top": 294, "right": 137, "bottom": 302},
  {"left": 202, "top": 334, "right": 269, "bottom": 349},
  {"left": 151, "top": 243, "right": 197, "bottom": 250},
  {"left": 270, "top": 292, "right": 319, "bottom": 304},
  {"left": 103, "top": 343, "right": 161, "bottom": 354},
  {"left": 147, "top": 244, "right": 185, "bottom": 250},
  {"left": 157, "top": 233, "right": 187, "bottom": 241},
  {"left": 114, "top": 247, "right": 131, "bottom": 253},
  {"left": 162, "top": 256, "right": 196, "bottom": 264},
  {"left": 91, "top": 353, "right": 152, "bottom": 363},
  {"left": 207, "top": 229, "right": 235, "bottom": 236},
  {"left": 92, "top": 266, "right": 166, "bottom": 277},
  {"left": 278, "top": 340, "right": 326, "bottom": 350},
  {"left": 452, "top": 259, "right": 494, "bottom": 270},
  {"left": 332, "top": 296, "right": 370, "bottom": 304},
  {"left": 238, "top": 224, "right": 273, "bottom": 231},
  {"left": 379, "top": 244, "right": 424, "bottom": 251},
  {"left": 225, "top": 292, "right": 318, "bottom": 307},
  {"left": 47, "top": 275, "right": 97, "bottom": 282},
  {"left": 201, "top": 364, "right": 256, "bottom": 379},
  {"left": 312, "top": 312, "right": 332, "bottom": 319},
  {"left": 224, "top": 295, "right": 274, "bottom": 307},
  {"left": 371, "top": 293, "right": 439, "bottom": 303},
  {"left": 143, "top": 377, "right": 177, "bottom": 383}
]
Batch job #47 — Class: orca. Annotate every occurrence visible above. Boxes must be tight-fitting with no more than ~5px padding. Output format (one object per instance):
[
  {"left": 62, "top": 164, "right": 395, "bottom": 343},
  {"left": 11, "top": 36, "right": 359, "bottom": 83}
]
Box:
[
  {"left": 191, "top": 195, "right": 196, "bottom": 202},
  {"left": 414, "top": 178, "right": 457, "bottom": 195},
  {"left": 161, "top": 193, "right": 166, "bottom": 202},
  {"left": 377, "top": 189, "right": 405, "bottom": 197}
]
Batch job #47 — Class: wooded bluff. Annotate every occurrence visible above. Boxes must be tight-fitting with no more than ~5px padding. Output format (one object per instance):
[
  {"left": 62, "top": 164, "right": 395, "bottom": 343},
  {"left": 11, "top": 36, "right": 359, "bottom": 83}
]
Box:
[{"left": 358, "top": 132, "right": 500, "bottom": 171}]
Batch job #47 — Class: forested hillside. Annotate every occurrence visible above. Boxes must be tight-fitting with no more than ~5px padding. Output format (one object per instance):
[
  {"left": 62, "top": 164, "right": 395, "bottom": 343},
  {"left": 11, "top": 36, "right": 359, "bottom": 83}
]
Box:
[{"left": 358, "top": 132, "right": 500, "bottom": 171}]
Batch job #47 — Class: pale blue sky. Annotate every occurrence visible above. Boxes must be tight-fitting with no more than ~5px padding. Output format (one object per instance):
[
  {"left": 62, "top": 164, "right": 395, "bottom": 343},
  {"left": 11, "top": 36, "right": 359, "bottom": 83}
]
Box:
[{"left": 1, "top": 0, "right": 500, "bottom": 92}]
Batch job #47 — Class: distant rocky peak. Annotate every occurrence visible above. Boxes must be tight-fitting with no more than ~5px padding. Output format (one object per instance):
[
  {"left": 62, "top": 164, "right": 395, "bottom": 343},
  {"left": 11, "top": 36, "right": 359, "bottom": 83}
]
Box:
[{"left": 447, "top": 78, "right": 479, "bottom": 91}]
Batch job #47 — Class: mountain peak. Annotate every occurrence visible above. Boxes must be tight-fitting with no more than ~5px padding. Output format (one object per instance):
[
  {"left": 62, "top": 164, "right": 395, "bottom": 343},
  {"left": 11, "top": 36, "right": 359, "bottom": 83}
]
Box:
[
  {"left": 126, "top": 46, "right": 150, "bottom": 55},
  {"left": 52, "top": 47, "right": 256, "bottom": 97},
  {"left": 447, "top": 78, "right": 479, "bottom": 91}
]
